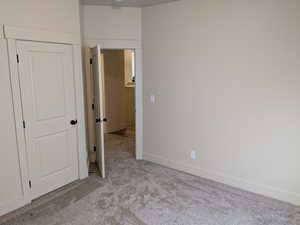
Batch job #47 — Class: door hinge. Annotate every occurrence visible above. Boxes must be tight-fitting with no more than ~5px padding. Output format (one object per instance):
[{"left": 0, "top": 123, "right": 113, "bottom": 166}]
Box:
[
  {"left": 16, "top": 54, "right": 19, "bottom": 63},
  {"left": 22, "top": 120, "right": 26, "bottom": 128},
  {"left": 90, "top": 58, "right": 93, "bottom": 64},
  {"left": 92, "top": 103, "right": 95, "bottom": 110},
  {"left": 29, "top": 180, "right": 32, "bottom": 189},
  {"left": 93, "top": 146, "right": 96, "bottom": 152}
]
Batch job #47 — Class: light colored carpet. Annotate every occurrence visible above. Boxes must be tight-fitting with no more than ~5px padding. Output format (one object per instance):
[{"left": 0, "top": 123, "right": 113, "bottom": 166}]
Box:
[
  {"left": 105, "top": 132, "right": 135, "bottom": 157},
  {"left": 1, "top": 134, "right": 300, "bottom": 225}
]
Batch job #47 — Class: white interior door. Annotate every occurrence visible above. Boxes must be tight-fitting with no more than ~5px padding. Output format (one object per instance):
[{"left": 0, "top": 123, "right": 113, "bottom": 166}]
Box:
[
  {"left": 17, "top": 41, "right": 79, "bottom": 199},
  {"left": 91, "top": 45, "right": 106, "bottom": 178}
]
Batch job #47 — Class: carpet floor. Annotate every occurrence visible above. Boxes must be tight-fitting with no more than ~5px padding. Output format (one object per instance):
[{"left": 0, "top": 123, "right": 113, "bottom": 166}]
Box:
[{"left": 1, "top": 134, "right": 300, "bottom": 225}]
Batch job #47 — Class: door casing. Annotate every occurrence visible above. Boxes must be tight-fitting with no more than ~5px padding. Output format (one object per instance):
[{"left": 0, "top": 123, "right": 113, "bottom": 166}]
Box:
[
  {"left": 84, "top": 47, "right": 143, "bottom": 163},
  {"left": 2, "top": 25, "right": 88, "bottom": 216}
]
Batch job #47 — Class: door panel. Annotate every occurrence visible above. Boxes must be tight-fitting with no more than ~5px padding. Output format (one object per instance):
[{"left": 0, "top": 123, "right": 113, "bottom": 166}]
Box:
[
  {"left": 37, "top": 131, "right": 69, "bottom": 177},
  {"left": 31, "top": 52, "right": 66, "bottom": 120},
  {"left": 91, "top": 45, "right": 106, "bottom": 178},
  {"left": 17, "top": 41, "right": 78, "bottom": 199}
]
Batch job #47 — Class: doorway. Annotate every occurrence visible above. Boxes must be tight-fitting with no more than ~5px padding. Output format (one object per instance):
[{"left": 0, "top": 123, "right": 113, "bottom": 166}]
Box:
[
  {"left": 84, "top": 47, "right": 138, "bottom": 178},
  {"left": 103, "top": 49, "right": 136, "bottom": 157}
]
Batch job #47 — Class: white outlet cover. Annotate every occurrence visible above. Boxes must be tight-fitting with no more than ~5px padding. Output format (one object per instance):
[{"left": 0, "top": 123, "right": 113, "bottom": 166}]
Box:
[{"left": 190, "top": 151, "right": 197, "bottom": 160}]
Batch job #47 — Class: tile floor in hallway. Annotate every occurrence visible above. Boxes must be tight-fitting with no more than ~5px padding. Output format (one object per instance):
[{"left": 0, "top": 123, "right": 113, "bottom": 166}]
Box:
[{"left": 1, "top": 133, "right": 300, "bottom": 225}]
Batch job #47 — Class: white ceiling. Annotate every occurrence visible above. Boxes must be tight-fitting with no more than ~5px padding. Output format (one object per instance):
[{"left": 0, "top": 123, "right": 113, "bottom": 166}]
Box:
[{"left": 81, "top": 0, "right": 179, "bottom": 7}]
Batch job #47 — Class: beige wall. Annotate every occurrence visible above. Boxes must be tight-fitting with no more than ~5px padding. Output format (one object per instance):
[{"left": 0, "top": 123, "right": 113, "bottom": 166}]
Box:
[
  {"left": 103, "top": 50, "right": 135, "bottom": 133},
  {"left": 0, "top": 0, "right": 81, "bottom": 33},
  {"left": 80, "top": 5, "right": 141, "bottom": 48},
  {"left": 142, "top": 0, "right": 300, "bottom": 205}
]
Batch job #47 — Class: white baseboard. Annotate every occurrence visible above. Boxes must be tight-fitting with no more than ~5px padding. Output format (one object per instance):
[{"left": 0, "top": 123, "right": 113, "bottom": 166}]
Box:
[
  {"left": 144, "top": 153, "right": 300, "bottom": 206},
  {"left": 0, "top": 197, "right": 29, "bottom": 217}
]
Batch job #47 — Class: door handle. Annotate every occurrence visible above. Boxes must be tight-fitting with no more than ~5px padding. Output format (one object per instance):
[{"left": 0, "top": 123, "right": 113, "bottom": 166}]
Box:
[{"left": 70, "top": 119, "right": 78, "bottom": 125}]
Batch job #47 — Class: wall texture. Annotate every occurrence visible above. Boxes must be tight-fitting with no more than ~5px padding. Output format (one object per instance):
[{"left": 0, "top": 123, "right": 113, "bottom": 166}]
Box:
[
  {"left": 0, "top": 0, "right": 81, "bottom": 33},
  {"left": 80, "top": 5, "right": 141, "bottom": 48},
  {"left": 142, "top": 0, "right": 300, "bottom": 205}
]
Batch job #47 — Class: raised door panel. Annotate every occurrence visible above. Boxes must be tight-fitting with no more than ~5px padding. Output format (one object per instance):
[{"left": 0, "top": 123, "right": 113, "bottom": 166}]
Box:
[{"left": 31, "top": 53, "right": 66, "bottom": 121}]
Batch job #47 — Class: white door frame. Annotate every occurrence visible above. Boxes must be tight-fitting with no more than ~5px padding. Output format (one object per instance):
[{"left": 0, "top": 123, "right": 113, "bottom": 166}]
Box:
[
  {"left": 82, "top": 35, "right": 143, "bottom": 160},
  {"left": 87, "top": 46, "right": 143, "bottom": 160},
  {"left": 134, "top": 48, "right": 143, "bottom": 160},
  {"left": 2, "top": 25, "right": 89, "bottom": 214}
]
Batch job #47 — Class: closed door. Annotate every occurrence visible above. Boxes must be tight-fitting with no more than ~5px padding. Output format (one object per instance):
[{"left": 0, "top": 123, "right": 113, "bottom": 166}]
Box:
[
  {"left": 91, "top": 45, "right": 106, "bottom": 178},
  {"left": 17, "top": 41, "right": 78, "bottom": 199}
]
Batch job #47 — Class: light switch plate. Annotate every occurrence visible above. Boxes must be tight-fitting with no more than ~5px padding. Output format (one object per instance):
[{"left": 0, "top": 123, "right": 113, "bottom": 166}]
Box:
[
  {"left": 190, "top": 151, "right": 197, "bottom": 160},
  {"left": 150, "top": 95, "right": 156, "bottom": 104}
]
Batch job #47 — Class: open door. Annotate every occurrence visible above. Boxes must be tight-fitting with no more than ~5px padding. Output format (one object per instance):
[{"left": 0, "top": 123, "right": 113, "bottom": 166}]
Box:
[{"left": 91, "top": 45, "right": 106, "bottom": 178}]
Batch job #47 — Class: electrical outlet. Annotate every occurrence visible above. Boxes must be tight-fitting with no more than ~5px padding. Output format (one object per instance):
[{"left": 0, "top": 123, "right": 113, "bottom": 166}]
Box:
[{"left": 190, "top": 151, "right": 197, "bottom": 160}]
